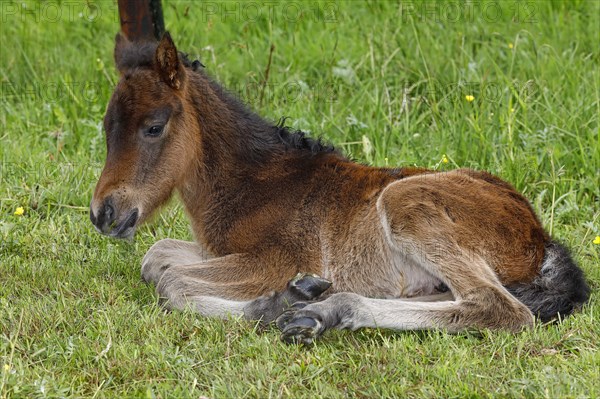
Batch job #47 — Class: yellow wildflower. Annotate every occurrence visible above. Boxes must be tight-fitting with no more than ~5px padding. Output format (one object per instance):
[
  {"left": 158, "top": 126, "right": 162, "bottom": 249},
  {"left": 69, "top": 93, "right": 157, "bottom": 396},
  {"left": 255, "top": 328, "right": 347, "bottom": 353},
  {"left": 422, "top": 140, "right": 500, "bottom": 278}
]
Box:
[
  {"left": 3, "top": 364, "right": 9, "bottom": 372},
  {"left": 508, "top": 43, "right": 514, "bottom": 49},
  {"left": 442, "top": 155, "right": 449, "bottom": 164},
  {"left": 593, "top": 236, "right": 600, "bottom": 245},
  {"left": 14, "top": 207, "right": 24, "bottom": 216},
  {"left": 465, "top": 95, "right": 475, "bottom": 102}
]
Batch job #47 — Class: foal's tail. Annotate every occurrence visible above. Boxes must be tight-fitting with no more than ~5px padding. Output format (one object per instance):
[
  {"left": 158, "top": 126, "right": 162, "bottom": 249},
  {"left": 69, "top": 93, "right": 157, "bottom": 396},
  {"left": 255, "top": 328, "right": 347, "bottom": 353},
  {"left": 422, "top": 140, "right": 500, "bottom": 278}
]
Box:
[{"left": 507, "top": 241, "right": 590, "bottom": 322}]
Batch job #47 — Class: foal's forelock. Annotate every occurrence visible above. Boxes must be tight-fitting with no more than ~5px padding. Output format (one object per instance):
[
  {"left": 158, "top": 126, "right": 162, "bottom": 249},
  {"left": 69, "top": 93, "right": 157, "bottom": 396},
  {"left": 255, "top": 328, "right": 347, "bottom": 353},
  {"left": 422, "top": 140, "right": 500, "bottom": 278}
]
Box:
[{"left": 113, "top": 32, "right": 203, "bottom": 77}]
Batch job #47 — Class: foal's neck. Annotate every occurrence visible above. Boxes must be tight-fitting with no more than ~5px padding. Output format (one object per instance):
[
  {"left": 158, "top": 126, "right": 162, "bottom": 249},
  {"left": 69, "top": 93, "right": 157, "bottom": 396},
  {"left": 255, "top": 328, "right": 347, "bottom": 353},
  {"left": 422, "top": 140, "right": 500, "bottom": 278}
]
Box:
[
  {"left": 176, "top": 71, "right": 284, "bottom": 243},
  {"left": 197, "top": 73, "right": 282, "bottom": 166}
]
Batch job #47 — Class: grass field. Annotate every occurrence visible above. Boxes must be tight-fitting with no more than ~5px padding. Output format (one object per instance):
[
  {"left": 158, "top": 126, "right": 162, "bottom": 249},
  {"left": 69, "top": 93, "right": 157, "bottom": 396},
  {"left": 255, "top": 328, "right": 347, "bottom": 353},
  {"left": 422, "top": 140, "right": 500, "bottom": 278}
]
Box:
[{"left": 1, "top": 0, "right": 599, "bottom": 397}]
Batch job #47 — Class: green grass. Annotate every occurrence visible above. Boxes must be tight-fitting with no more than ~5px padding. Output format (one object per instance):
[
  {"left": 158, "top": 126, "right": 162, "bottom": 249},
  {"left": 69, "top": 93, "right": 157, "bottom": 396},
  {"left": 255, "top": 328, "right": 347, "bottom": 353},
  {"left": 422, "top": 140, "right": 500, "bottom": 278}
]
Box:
[{"left": 1, "top": 0, "right": 599, "bottom": 397}]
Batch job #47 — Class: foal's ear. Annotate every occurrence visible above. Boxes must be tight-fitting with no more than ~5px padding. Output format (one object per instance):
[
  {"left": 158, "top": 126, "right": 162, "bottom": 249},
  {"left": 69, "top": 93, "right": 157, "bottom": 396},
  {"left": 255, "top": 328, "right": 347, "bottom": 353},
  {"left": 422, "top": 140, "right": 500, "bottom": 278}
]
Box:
[
  {"left": 114, "top": 32, "right": 131, "bottom": 73},
  {"left": 155, "top": 32, "right": 184, "bottom": 89}
]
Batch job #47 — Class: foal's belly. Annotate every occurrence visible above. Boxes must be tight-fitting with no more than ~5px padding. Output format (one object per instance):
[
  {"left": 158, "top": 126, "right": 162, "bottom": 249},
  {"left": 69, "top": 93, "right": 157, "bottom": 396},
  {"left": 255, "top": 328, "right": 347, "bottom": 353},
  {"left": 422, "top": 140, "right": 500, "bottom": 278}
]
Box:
[
  {"left": 395, "top": 256, "right": 445, "bottom": 298},
  {"left": 321, "top": 244, "right": 444, "bottom": 299}
]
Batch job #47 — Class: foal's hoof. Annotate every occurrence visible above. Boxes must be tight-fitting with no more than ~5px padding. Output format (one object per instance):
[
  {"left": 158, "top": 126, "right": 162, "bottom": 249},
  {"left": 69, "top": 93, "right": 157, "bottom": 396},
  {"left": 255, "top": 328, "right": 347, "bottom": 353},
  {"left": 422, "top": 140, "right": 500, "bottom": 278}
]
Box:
[
  {"left": 280, "top": 312, "right": 325, "bottom": 345},
  {"left": 288, "top": 273, "right": 332, "bottom": 300},
  {"left": 275, "top": 301, "right": 309, "bottom": 330}
]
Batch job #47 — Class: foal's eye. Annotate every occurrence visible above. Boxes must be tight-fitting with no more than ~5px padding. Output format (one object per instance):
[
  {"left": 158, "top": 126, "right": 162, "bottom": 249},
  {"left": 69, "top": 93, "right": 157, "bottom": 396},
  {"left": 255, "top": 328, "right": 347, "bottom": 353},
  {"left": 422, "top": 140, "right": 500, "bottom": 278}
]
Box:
[{"left": 145, "top": 125, "right": 164, "bottom": 137}]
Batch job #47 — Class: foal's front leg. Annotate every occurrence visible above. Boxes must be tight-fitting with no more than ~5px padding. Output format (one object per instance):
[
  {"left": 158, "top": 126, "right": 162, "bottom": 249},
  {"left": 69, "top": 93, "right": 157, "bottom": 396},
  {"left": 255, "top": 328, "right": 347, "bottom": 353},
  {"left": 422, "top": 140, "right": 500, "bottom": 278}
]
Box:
[{"left": 141, "top": 239, "right": 331, "bottom": 324}]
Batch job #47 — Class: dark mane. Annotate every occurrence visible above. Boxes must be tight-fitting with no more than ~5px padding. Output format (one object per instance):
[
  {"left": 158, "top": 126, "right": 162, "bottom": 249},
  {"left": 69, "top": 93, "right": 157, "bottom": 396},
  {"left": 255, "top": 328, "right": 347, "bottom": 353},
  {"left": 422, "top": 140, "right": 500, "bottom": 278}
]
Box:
[
  {"left": 179, "top": 52, "right": 205, "bottom": 71},
  {"left": 275, "top": 121, "right": 337, "bottom": 155}
]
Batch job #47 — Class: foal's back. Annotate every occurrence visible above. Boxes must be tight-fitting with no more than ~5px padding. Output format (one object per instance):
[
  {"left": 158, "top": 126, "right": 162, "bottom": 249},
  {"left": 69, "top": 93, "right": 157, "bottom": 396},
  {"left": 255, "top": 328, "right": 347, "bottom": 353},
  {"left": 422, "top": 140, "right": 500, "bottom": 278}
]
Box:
[{"left": 302, "top": 162, "right": 547, "bottom": 294}]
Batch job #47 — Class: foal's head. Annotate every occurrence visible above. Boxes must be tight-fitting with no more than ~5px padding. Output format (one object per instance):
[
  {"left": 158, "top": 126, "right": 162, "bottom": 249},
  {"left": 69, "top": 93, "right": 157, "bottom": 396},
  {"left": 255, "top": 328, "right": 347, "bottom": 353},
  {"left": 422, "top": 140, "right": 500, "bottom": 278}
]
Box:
[{"left": 90, "top": 33, "right": 198, "bottom": 238}]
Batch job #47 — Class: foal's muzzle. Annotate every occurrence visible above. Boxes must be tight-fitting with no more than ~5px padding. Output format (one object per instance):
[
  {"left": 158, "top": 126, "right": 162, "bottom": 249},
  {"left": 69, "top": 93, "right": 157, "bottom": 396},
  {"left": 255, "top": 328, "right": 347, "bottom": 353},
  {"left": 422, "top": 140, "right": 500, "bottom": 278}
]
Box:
[{"left": 90, "top": 198, "right": 138, "bottom": 239}]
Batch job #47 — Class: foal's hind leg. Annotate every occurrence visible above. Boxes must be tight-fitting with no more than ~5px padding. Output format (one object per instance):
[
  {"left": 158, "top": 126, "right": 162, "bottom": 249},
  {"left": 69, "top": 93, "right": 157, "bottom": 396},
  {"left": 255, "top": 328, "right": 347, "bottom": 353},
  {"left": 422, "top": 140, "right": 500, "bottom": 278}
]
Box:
[
  {"left": 279, "top": 252, "right": 534, "bottom": 344},
  {"left": 278, "top": 186, "right": 534, "bottom": 344},
  {"left": 142, "top": 241, "right": 330, "bottom": 323}
]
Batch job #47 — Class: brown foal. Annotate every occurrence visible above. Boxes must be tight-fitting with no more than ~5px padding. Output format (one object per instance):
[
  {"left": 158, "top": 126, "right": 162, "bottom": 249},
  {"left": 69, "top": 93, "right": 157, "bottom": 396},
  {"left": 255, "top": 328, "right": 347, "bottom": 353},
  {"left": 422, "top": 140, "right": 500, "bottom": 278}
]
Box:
[{"left": 90, "top": 33, "right": 590, "bottom": 344}]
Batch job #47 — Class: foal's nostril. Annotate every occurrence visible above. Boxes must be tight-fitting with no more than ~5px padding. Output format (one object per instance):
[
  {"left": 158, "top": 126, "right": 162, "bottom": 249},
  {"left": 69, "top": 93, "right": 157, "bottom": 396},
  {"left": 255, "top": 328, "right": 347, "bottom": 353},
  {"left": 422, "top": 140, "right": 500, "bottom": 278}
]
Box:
[
  {"left": 104, "top": 202, "right": 114, "bottom": 222},
  {"left": 90, "top": 199, "right": 137, "bottom": 237},
  {"left": 91, "top": 199, "right": 116, "bottom": 232},
  {"left": 100, "top": 201, "right": 116, "bottom": 229}
]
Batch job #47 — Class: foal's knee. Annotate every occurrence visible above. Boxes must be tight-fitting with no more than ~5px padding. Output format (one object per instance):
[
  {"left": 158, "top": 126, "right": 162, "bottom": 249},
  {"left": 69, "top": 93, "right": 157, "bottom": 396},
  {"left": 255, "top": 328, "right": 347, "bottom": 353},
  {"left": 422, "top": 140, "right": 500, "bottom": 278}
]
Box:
[
  {"left": 141, "top": 239, "right": 180, "bottom": 284},
  {"left": 152, "top": 266, "right": 191, "bottom": 309}
]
